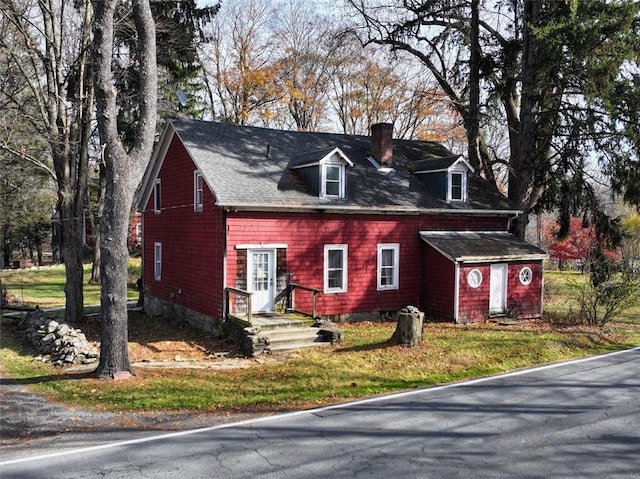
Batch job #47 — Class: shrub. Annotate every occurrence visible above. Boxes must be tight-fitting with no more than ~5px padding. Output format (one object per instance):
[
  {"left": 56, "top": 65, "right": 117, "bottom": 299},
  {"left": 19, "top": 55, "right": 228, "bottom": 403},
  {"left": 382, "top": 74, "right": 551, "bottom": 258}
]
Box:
[{"left": 573, "top": 279, "right": 640, "bottom": 327}]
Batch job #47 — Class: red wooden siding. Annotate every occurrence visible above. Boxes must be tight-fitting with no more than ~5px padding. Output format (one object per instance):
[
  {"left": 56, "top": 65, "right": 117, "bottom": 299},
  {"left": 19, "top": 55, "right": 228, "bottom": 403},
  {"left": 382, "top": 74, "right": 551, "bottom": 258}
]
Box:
[
  {"left": 506, "top": 261, "right": 544, "bottom": 318},
  {"left": 226, "top": 212, "right": 508, "bottom": 317},
  {"left": 458, "top": 264, "right": 492, "bottom": 322},
  {"left": 142, "top": 135, "right": 225, "bottom": 319},
  {"left": 457, "top": 261, "right": 544, "bottom": 322}
]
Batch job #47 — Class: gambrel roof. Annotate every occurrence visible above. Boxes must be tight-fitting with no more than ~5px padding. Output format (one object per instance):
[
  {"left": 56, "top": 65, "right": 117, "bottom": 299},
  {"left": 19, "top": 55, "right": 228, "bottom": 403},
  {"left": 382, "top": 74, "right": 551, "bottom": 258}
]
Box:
[{"left": 137, "top": 119, "right": 519, "bottom": 215}]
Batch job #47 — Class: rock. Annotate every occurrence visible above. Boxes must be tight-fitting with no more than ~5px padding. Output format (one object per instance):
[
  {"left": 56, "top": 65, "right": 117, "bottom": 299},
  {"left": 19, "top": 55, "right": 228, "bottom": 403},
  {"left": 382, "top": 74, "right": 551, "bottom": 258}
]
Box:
[
  {"left": 57, "top": 324, "right": 71, "bottom": 336},
  {"left": 113, "top": 371, "right": 132, "bottom": 381},
  {"left": 12, "top": 311, "right": 100, "bottom": 366},
  {"left": 319, "top": 327, "right": 344, "bottom": 344}
]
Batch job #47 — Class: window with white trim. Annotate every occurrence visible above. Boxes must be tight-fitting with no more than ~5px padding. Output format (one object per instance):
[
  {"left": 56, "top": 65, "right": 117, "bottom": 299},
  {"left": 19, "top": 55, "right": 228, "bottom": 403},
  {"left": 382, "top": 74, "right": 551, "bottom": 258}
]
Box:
[
  {"left": 194, "top": 171, "right": 204, "bottom": 212},
  {"left": 321, "top": 162, "right": 345, "bottom": 198},
  {"left": 324, "top": 244, "right": 348, "bottom": 293},
  {"left": 377, "top": 243, "right": 399, "bottom": 290},
  {"left": 519, "top": 267, "right": 533, "bottom": 285},
  {"left": 449, "top": 171, "right": 466, "bottom": 202},
  {"left": 153, "top": 179, "right": 161, "bottom": 213},
  {"left": 154, "top": 242, "right": 162, "bottom": 280}
]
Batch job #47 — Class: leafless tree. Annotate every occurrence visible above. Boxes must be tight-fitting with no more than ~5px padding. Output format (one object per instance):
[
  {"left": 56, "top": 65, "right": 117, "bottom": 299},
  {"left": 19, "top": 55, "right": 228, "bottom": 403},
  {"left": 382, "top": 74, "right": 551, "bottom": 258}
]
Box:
[{"left": 0, "top": 0, "right": 94, "bottom": 323}]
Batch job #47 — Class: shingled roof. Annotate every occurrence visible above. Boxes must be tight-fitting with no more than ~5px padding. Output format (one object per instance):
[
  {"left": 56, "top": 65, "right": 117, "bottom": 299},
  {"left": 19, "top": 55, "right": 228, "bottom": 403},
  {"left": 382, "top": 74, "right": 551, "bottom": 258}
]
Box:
[
  {"left": 139, "top": 119, "right": 519, "bottom": 214},
  {"left": 420, "top": 231, "right": 548, "bottom": 263}
]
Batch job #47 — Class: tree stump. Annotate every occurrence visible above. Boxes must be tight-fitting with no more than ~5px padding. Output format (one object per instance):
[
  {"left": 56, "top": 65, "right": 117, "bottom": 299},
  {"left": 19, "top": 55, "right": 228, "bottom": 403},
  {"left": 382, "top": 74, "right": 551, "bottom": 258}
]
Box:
[{"left": 390, "top": 306, "right": 424, "bottom": 347}]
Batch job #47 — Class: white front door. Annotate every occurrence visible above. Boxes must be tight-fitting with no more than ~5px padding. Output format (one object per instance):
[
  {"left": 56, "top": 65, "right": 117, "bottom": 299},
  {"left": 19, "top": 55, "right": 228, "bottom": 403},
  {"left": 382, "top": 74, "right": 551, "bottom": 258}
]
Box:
[
  {"left": 248, "top": 250, "right": 275, "bottom": 313},
  {"left": 489, "top": 263, "right": 507, "bottom": 313}
]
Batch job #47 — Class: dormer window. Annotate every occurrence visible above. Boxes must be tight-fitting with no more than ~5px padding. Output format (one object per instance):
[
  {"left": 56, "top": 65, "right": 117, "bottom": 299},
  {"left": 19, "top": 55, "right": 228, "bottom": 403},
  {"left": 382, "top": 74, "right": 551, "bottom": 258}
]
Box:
[
  {"left": 322, "top": 162, "right": 345, "bottom": 198},
  {"left": 289, "top": 147, "right": 353, "bottom": 199},
  {"left": 413, "top": 156, "right": 473, "bottom": 203},
  {"left": 448, "top": 170, "right": 466, "bottom": 202}
]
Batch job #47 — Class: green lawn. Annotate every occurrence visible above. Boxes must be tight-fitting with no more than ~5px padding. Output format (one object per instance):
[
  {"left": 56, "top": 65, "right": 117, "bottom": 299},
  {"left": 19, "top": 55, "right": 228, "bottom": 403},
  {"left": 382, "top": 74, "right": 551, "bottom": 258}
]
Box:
[
  {"left": 1, "top": 265, "right": 639, "bottom": 413},
  {"left": 544, "top": 270, "right": 640, "bottom": 323},
  {"left": 0, "top": 259, "right": 141, "bottom": 309}
]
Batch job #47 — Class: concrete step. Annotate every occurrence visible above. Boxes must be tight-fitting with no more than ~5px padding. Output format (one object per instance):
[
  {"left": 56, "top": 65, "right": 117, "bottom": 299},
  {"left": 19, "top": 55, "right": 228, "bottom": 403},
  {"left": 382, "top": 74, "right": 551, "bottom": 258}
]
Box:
[
  {"left": 254, "top": 327, "right": 332, "bottom": 354},
  {"left": 249, "top": 316, "right": 315, "bottom": 331}
]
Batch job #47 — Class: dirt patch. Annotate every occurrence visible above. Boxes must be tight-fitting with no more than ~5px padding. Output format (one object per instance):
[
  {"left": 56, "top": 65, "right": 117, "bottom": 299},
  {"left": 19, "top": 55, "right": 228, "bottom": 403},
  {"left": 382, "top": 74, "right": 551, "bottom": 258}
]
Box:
[{"left": 80, "top": 311, "right": 242, "bottom": 363}]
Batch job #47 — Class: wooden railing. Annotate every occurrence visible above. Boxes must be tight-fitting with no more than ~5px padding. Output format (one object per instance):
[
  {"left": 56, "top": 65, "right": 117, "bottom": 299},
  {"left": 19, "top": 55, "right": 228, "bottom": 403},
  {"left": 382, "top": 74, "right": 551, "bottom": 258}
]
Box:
[
  {"left": 226, "top": 286, "right": 252, "bottom": 324},
  {"left": 226, "top": 282, "right": 322, "bottom": 323},
  {"left": 288, "top": 282, "right": 321, "bottom": 319}
]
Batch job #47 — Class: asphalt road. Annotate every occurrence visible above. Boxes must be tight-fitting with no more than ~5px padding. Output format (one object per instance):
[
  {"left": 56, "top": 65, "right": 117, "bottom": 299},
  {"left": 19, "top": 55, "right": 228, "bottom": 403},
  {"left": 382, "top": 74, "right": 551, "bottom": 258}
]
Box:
[{"left": 1, "top": 347, "right": 639, "bottom": 478}]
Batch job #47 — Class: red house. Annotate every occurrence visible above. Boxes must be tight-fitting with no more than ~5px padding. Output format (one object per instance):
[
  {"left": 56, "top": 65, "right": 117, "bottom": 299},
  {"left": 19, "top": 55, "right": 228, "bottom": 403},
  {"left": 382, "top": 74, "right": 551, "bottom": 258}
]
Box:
[{"left": 136, "top": 120, "right": 546, "bottom": 335}]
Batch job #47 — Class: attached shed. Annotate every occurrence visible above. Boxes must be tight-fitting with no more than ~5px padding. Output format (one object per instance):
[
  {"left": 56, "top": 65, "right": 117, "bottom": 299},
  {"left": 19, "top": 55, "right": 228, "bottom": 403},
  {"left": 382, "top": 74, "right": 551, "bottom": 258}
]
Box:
[{"left": 420, "top": 231, "right": 548, "bottom": 322}]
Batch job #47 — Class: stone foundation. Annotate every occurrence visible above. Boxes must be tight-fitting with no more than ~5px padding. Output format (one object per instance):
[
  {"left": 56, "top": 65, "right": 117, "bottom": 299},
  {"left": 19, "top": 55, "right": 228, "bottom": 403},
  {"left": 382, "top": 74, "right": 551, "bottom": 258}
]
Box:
[
  {"left": 321, "top": 310, "right": 399, "bottom": 323},
  {"left": 144, "top": 295, "right": 224, "bottom": 337}
]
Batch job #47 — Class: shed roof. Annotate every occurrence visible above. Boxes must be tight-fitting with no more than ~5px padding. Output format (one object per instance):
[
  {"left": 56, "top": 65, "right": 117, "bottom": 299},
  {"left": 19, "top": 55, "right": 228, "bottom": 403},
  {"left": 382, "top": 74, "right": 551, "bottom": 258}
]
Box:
[{"left": 420, "top": 231, "right": 548, "bottom": 263}]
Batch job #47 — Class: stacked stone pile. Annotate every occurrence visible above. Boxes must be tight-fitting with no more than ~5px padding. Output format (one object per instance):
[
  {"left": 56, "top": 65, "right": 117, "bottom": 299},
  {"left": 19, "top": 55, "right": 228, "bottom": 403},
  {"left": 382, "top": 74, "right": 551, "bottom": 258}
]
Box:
[{"left": 12, "top": 310, "right": 99, "bottom": 366}]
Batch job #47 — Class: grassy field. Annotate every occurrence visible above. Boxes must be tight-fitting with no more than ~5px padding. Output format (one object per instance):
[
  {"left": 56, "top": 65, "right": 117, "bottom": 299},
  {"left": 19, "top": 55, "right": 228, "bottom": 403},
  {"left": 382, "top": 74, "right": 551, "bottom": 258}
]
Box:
[
  {"left": 0, "top": 259, "right": 141, "bottom": 308},
  {"left": 544, "top": 270, "right": 640, "bottom": 324},
  {"left": 1, "top": 265, "right": 639, "bottom": 413}
]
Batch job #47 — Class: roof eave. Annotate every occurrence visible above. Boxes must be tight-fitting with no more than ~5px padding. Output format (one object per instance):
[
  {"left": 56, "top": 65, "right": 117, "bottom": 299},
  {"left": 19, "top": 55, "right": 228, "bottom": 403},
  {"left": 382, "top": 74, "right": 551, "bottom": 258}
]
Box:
[
  {"left": 135, "top": 121, "right": 176, "bottom": 212},
  {"left": 221, "top": 203, "right": 521, "bottom": 216},
  {"left": 455, "top": 254, "right": 549, "bottom": 263}
]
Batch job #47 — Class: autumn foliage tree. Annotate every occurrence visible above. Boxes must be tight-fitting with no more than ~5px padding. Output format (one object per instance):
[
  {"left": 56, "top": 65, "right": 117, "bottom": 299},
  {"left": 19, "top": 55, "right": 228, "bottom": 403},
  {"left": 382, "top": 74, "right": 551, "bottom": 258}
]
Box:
[
  {"left": 544, "top": 218, "right": 595, "bottom": 268},
  {"left": 543, "top": 217, "right": 620, "bottom": 271}
]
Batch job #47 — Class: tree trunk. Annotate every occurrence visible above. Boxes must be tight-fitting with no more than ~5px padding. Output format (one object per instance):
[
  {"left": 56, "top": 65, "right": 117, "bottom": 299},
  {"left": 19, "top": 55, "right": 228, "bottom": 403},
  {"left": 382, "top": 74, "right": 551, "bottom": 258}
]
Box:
[
  {"left": 58, "top": 194, "right": 86, "bottom": 325},
  {"left": 92, "top": 0, "right": 157, "bottom": 379},
  {"left": 390, "top": 307, "right": 424, "bottom": 347},
  {"left": 467, "top": 0, "right": 481, "bottom": 173},
  {"left": 96, "top": 180, "right": 134, "bottom": 378},
  {"left": 511, "top": 0, "right": 543, "bottom": 240},
  {"left": 89, "top": 237, "right": 101, "bottom": 284}
]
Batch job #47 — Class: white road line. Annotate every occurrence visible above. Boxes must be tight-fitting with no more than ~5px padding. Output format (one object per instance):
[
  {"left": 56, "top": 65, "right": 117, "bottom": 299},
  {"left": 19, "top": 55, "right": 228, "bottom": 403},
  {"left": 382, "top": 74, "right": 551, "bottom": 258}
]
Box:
[{"left": 1, "top": 346, "right": 638, "bottom": 467}]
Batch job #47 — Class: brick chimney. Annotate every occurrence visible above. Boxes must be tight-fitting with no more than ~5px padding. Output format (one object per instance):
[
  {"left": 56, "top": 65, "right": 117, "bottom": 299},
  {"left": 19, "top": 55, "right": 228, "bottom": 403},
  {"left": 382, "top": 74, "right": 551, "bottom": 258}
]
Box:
[{"left": 371, "top": 123, "right": 394, "bottom": 166}]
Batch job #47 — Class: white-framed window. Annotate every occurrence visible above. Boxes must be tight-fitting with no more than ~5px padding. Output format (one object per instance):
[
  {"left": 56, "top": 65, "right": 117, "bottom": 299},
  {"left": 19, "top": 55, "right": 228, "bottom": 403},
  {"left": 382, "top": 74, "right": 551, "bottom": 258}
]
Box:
[
  {"left": 153, "top": 179, "right": 161, "bottom": 213},
  {"left": 448, "top": 171, "right": 466, "bottom": 202},
  {"left": 467, "top": 268, "right": 483, "bottom": 288},
  {"left": 519, "top": 267, "right": 533, "bottom": 285},
  {"left": 321, "top": 161, "right": 346, "bottom": 198},
  {"left": 154, "top": 242, "right": 162, "bottom": 281},
  {"left": 377, "top": 243, "right": 399, "bottom": 290},
  {"left": 194, "top": 171, "right": 204, "bottom": 212},
  {"left": 324, "top": 244, "right": 348, "bottom": 293}
]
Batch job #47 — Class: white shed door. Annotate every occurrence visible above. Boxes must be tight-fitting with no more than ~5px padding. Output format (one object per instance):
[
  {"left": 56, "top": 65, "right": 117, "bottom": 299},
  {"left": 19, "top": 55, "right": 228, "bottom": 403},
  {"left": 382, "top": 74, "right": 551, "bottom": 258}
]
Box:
[{"left": 489, "top": 264, "right": 507, "bottom": 313}]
